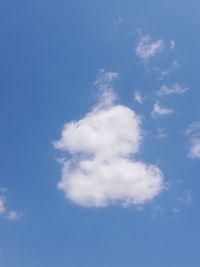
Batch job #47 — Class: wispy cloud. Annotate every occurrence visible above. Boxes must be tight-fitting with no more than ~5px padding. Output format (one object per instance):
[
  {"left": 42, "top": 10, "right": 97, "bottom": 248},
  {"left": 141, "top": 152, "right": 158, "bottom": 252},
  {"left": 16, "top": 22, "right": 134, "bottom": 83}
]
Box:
[
  {"left": 6, "top": 210, "right": 22, "bottom": 221},
  {"left": 159, "top": 60, "right": 181, "bottom": 79},
  {"left": 94, "top": 69, "right": 119, "bottom": 91},
  {"left": 189, "top": 139, "right": 200, "bottom": 159},
  {"left": 186, "top": 122, "right": 200, "bottom": 159},
  {"left": 54, "top": 71, "right": 165, "bottom": 208},
  {"left": 135, "top": 34, "right": 164, "bottom": 62},
  {"left": 170, "top": 40, "right": 176, "bottom": 50},
  {"left": 113, "top": 16, "right": 124, "bottom": 27},
  {"left": 157, "top": 127, "right": 168, "bottom": 138},
  {"left": 93, "top": 69, "right": 119, "bottom": 108},
  {"left": 157, "top": 84, "right": 188, "bottom": 96},
  {"left": 134, "top": 90, "right": 143, "bottom": 104},
  {"left": 179, "top": 191, "right": 192, "bottom": 205},
  {"left": 152, "top": 102, "right": 174, "bottom": 118},
  {"left": 0, "top": 197, "right": 6, "bottom": 215},
  {"left": 0, "top": 190, "right": 21, "bottom": 221}
]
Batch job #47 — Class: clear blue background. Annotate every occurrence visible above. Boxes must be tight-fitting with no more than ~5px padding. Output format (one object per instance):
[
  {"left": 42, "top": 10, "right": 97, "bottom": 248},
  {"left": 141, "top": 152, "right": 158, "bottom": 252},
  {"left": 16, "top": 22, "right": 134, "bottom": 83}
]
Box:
[{"left": 0, "top": 0, "right": 200, "bottom": 266}]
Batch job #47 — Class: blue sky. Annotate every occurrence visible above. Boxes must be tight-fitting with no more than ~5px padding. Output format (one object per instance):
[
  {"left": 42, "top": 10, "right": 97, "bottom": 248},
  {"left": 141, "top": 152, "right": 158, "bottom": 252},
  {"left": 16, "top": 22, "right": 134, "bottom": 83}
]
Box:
[{"left": 0, "top": 0, "right": 200, "bottom": 266}]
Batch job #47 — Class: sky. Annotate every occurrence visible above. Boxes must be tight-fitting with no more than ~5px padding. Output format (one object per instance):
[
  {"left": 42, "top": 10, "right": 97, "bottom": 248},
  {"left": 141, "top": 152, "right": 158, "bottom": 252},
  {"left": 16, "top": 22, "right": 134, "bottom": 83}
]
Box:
[{"left": 0, "top": 0, "right": 200, "bottom": 266}]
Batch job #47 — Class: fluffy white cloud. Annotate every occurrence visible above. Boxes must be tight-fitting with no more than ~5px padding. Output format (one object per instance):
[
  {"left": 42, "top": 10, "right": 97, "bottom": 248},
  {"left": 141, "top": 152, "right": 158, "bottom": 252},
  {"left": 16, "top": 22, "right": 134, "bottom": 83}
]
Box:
[
  {"left": 186, "top": 122, "right": 200, "bottom": 159},
  {"left": 157, "top": 84, "right": 188, "bottom": 96},
  {"left": 152, "top": 102, "right": 174, "bottom": 118},
  {"left": 134, "top": 90, "right": 143, "bottom": 104},
  {"left": 54, "top": 71, "right": 165, "bottom": 208},
  {"left": 135, "top": 34, "right": 164, "bottom": 62}
]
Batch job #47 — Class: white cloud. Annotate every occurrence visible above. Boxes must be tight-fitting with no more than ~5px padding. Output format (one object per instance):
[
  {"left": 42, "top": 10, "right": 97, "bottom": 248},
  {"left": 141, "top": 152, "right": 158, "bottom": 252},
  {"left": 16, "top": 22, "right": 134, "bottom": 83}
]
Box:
[
  {"left": 93, "top": 69, "right": 119, "bottom": 108},
  {"left": 134, "top": 90, "right": 143, "bottom": 104},
  {"left": 0, "top": 191, "right": 21, "bottom": 221},
  {"left": 157, "top": 84, "right": 188, "bottom": 96},
  {"left": 186, "top": 122, "right": 200, "bottom": 159},
  {"left": 189, "top": 138, "right": 200, "bottom": 159},
  {"left": 94, "top": 69, "right": 119, "bottom": 92},
  {"left": 152, "top": 102, "right": 174, "bottom": 118},
  {"left": 170, "top": 40, "right": 176, "bottom": 50},
  {"left": 135, "top": 34, "right": 164, "bottom": 62},
  {"left": 0, "top": 197, "right": 6, "bottom": 215},
  {"left": 6, "top": 210, "right": 22, "bottom": 221},
  {"left": 54, "top": 71, "right": 165, "bottom": 208}
]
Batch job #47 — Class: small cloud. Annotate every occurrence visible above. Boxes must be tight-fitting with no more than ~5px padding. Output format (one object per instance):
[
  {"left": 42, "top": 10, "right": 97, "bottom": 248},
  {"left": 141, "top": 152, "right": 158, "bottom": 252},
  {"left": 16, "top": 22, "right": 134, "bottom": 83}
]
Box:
[
  {"left": 170, "top": 40, "right": 176, "bottom": 50},
  {"left": 157, "top": 84, "right": 189, "bottom": 96},
  {"left": 0, "top": 197, "right": 6, "bottom": 215},
  {"left": 135, "top": 34, "right": 164, "bottom": 62},
  {"left": 159, "top": 60, "right": 181, "bottom": 79},
  {"left": 179, "top": 191, "right": 192, "bottom": 205},
  {"left": 157, "top": 127, "right": 168, "bottom": 138},
  {"left": 113, "top": 16, "right": 124, "bottom": 27},
  {"left": 172, "top": 60, "right": 180, "bottom": 69},
  {"left": 0, "top": 190, "right": 22, "bottom": 221},
  {"left": 134, "top": 90, "right": 143, "bottom": 104},
  {"left": 159, "top": 70, "right": 171, "bottom": 79},
  {"left": 152, "top": 102, "right": 174, "bottom": 118},
  {"left": 186, "top": 122, "right": 200, "bottom": 159},
  {"left": 6, "top": 210, "right": 22, "bottom": 221},
  {"left": 189, "top": 139, "right": 200, "bottom": 159}
]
